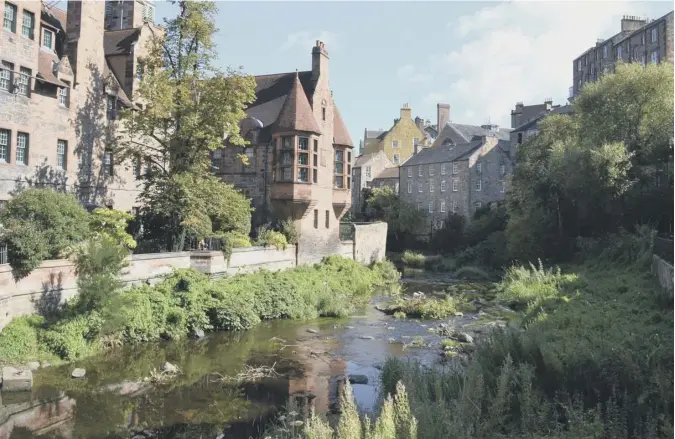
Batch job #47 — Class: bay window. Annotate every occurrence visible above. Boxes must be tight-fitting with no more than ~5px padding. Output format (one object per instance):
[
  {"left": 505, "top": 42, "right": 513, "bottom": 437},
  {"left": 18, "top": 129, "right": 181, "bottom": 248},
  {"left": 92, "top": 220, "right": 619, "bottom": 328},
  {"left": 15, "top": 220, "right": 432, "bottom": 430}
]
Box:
[{"left": 276, "top": 134, "right": 319, "bottom": 184}]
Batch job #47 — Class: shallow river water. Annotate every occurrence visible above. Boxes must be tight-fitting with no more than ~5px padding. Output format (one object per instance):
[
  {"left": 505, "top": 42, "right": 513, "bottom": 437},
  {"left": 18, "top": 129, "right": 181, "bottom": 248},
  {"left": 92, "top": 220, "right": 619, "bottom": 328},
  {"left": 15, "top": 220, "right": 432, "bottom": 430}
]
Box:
[{"left": 0, "top": 278, "right": 480, "bottom": 439}]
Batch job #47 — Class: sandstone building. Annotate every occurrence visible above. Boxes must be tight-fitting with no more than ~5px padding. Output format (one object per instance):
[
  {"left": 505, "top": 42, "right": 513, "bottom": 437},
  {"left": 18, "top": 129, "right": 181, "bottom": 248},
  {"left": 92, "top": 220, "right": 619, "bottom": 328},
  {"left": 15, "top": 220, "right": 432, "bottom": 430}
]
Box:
[
  {"left": 213, "top": 41, "right": 355, "bottom": 264},
  {"left": 400, "top": 121, "right": 512, "bottom": 231},
  {"left": 369, "top": 166, "right": 399, "bottom": 193},
  {"left": 0, "top": 0, "right": 162, "bottom": 213},
  {"left": 572, "top": 11, "right": 674, "bottom": 98},
  {"left": 351, "top": 150, "right": 393, "bottom": 214}
]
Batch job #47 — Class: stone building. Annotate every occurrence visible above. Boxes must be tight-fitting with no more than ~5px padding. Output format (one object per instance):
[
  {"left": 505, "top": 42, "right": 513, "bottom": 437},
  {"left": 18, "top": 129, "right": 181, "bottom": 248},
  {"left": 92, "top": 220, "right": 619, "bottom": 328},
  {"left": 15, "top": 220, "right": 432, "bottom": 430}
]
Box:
[
  {"left": 351, "top": 150, "right": 393, "bottom": 214},
  {"left": 401, "top": 124, "right": 512, "bottom": 230},
  {"left": 368, "top": 166, "right": 399, "bottom": 193},
  {"left": 361, "top": 104, "right": 431, "bottom": 165},
  {"left": 0, "top": 0, "right": 162, "bottom": 212},
  {"left": 572, "top": 11, "right": 674, "bottom": 98},
  {"left": 509, "top": 102, "right": 572, "bottom": 161},
  {"left": 214, "top": 41, "right": 355, "bottom": 264}
]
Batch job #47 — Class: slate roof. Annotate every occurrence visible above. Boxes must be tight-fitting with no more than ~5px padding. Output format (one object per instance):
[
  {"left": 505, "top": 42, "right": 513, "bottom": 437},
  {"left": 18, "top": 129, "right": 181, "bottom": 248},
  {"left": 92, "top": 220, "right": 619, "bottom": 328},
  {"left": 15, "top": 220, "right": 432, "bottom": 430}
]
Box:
[
  {"left": 432, "top": 122, "right": 511, "bottom": 148},
  {"left": 372, "top": 167, "right": 399, "bottom": 180},
  {"left": 402, "top": 139, "right": 485, "bottom": 167},
  {"left": 37, "top": 51, "right": 68, "bottom": 87},
  {"left": 333, "top": 105, "right": 353, "bottom": 147},
  {"left": 42, "top": 4, "right": 66, "bottom": 32},
  {"left": 104, "top": 28, "right": 142, "bottom": 56},
  {"left": 511, "top": 105, "right": 573, "bottom": 133},
  {"left": 354, "top": 150, "right": 389, "bottom": 167},
  {"left": 365, "top": 129, "right": 386, "bottom": 139},
  {"left": 272, "top": 72, "right": 321, "bottom": 134}
]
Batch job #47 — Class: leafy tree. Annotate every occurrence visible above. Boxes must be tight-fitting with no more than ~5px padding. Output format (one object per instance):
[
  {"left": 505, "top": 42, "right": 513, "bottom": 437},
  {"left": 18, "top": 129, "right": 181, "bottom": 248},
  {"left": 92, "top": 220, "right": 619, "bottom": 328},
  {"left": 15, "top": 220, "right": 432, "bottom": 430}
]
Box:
[
  {"left": 365, "top": 186, "right": 424, "bottom": 240},
  {"left": 89, "top": 208, "right": 137, "bottom": 249},
  {"left": 507, "top": 62, "right": 673, "bottom": 262},
  {"left": 116, "top": 0, "right": 256, "bottom": 250},
  {"left": 0, "top": 189, "right": 90, "bottom": 279}
]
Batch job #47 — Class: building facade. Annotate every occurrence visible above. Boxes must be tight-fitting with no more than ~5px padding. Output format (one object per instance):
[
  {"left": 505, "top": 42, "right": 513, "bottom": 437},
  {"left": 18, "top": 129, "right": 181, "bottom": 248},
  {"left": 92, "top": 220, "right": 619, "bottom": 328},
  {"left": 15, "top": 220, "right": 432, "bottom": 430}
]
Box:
[
  {"left": 0, "top": 0, "right": 162, "bottom": 212},
  {"left": 214, "top": 41, "right": 355, "bottom": 264},
  {"left": 351, "top": 150, "right": 393, "bottom": 215},
  {"left": 368, "top": 166, "right": 399, "bottom": 193},
  {"left": 508, "top": 101, "right": 572, "bottom": 161},
  {"left": 362, "top": 104, "right": 431, "bottom": 166},
  {"left": 104, "top": 0, "right": 155, "bottom": 31},
  {"left": 572, "top": 11, "right": 674, "bottom": 97},
  {"left": 401, "top": 128, "right": 512, "bottom": 230}
]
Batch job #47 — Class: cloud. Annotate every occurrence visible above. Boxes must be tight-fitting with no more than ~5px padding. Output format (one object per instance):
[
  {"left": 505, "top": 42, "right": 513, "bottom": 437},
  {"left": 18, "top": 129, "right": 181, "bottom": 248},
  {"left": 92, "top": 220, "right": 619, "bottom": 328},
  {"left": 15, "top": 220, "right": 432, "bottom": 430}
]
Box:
[
  {"left": 428, "top": 0, "right": 659, "bottom": 127},
  {"left": 280, "top": 30, "right": 340, "bottom": 52},
  {"left": 397, "top": 64, "right": 432, "bottom": 83},
  {"left": 423, "top": 92, "right": 446, "bottom": 104}
]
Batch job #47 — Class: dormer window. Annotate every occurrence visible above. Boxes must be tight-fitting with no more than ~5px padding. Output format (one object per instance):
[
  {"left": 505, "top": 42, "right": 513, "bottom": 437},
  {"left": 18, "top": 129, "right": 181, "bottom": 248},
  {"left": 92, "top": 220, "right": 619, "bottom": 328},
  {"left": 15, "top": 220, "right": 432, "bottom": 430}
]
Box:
[{"left": 42, "top": 29, "right": 54, "bottom": 50}]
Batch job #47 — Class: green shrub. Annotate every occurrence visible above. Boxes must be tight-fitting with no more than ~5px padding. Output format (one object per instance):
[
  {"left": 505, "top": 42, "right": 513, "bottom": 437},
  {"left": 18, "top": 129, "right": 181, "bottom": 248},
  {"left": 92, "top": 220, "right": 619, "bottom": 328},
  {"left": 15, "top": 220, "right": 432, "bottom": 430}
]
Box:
[
  {"left": 0, "top": 315, "right": 45, "bottom": 364},
  {"left": 89, "top": 208, "right": 137, "bottom": 249},
  {"left": 223, "top": 231, "right": 252, "bottom": 248},
  {"left": 40, "top": 312, "right": 103, "bottom": 361},
  {"left": 255, "top": 224, "right": 288, "bottom": 250},
  {"left": 401, "top": 250, "right": 425, "bottom": 268},
  {"left": 280, "top": 218, "right": 299, "bottom": 245},
  {"left": 382, "top": 296, "right": 457, "bottom": 320}
]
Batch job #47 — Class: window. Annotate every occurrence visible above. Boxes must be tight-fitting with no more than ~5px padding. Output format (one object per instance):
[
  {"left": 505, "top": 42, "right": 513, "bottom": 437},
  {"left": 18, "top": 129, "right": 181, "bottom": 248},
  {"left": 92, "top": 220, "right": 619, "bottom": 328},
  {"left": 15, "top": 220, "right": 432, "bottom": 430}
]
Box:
[
  {"left": 603, "top": 45, "right": 608, "bottom": 58},
  {"left": 476, "top": 161, "right": 482, "bottom": 173},
  {"left": 429, "top": 180, "right": 434, "bottom": 193},
  {"left": 325, "top": 210, "right": 329, "bottom": 229},
  {"left": 641, "top": 32, "right": 646, "bottom": 45},
  {"left": 244, "top": 147, "right": 255, "bottom": 169},
  {"left": 428, "top": 201, "right": 434, "bottom": 213},
  {"left": 3, "top": 2, "right": 16, "bottom": 32},
  {"left": 500, "top": 164, "right": 506, "bottom": 176},
  {"left": 393, "top": 153, "right": 399, "bottom": 164},
  {"left": 334, "top": 149, "right": 345, "bottom": 188},
  {"left": 440, "top": 201, "right": 446, "bottom": 212},
  {"left": 103, "top": 150, "right": 113, "bottom": 176},
  {"left": 392, "top": 140, "right": 398, "bottom": 149},
  {"left": 42, "top": 28, "right": 53, "bottom": 50},
  {"left": 59, "top": 84, "right": 69, "bottom": 106},
  {"left": 106, "top": 95, "right": 117, "bottom": 120},
  {"left": 416, "top": 202, "right": 422, "bottom": 211},
  {"left": 0, "top": 241, "right": 7, "bottom": 265},
  {"left": 441, "top": 180, "right": 447, "bottom": 192},
  {"left": 429, "top": 164, "right": 434, "bottom": 176},
  {"left": 651, "top": 27, "right": 657, "bottom": 43},
  {"left": 395, "top": 182, "right": 399, "bottom": 194},
  {"left": 452, "top": 200, "right": 457, "bottom": 213},
  {"left": 21, "top": 10, "right": 33, "bottom": 39},
  {"left": 407, "top": 167, "right": 411, "bottom": 178},
  {"left": 312, "top": 139, "right": 319, "bottom": 183},
  {"left": 15, "top": 132, "right": 27, "bottom": 165},
  {"left": 298, "top": 137, "right": 309, "bottom": 183},
  {"left": 364, "top": 165, "right": 372, "bottom": 179},
  {"left": 418, "top": 165, "right": 422, "bottom": 177},
  {"left": 617, "top": 46, "right": 622, "bottom": 59},
  {"left": 651, "top": 50, "right": 659, "bottom": 64},
  {"left": 136, "top": 61, "right": 144, "bottom": 80},
  {"left": 322, "top": 107, "right": 326, "bottom": 121},
  {"left": 577, "top": 60, "right": 581, "bottom": 71},
  {"left": 517, "top": 133, "right": 523, "bottom": 144},
  {"left": 441, "top": 163, "right": 446, "bottom": 175},
  {"left": 407, "top": 181, "right": 412, "bottom": 193},
  {"left": 313, "top": 209, "right": 318, "bottom": 229},
  {"left": 211, "top": 149, "right": 221, "bottom": 169},
  {"left": 452, "top": 162, "right": 458, "bottom": 174},
  {"left": 474, "top": 201, "right": 482, "bottom": 209},
  {"left": 56, "top": 139, "right": 67, "bottom": 169},
  {"left": 0, "top": 61, "right": 13, "bottom": 92},
  {"left": 500, "top": 180, "right": 505, "bottom": 193},
  {"left": 417, "top": 183, "right": 422, "bottom": 193},
  {"left": 0, "top": 129, "right": 8, "bottom": 162},
  {"left": 134, "top": 155, "right": 142, "bottom": 178},
  {"left": 17, "top": 67, "right": 30, "bottom": 96},
  {"left": 452, "top": 179, "right": 458, "bottom": 192},
  {"left": 475, "top": 179, "right": 482, "bottom": 191}
]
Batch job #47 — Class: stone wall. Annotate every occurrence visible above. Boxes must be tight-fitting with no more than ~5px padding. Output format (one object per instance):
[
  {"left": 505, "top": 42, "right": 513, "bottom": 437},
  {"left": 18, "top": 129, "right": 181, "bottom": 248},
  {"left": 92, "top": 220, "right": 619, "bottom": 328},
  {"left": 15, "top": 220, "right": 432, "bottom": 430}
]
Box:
[
  {"left": 652, "top": 255, "right": 674, "bottom": 301},
  {"left": 352, "top": 222, "right": 388, "bottom": 264}
]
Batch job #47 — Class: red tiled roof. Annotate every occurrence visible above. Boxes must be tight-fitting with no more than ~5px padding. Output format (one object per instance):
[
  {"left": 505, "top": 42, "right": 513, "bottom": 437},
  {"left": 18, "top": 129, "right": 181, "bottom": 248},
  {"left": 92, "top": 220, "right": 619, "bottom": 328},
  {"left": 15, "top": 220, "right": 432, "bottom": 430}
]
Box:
[
  {"left": 333, "top": 105, "right": 353, "bottom": 147},
  {"left": 271, "top": 72, "right": 320, "bottom": 135},
  {"left": 36, "top": 51, "right": 68, "bottom": 87}
]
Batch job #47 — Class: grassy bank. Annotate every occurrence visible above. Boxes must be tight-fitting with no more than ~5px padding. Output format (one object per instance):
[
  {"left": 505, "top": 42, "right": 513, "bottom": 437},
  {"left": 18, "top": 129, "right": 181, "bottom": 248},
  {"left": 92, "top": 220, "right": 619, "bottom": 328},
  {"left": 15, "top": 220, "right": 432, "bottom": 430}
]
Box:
[
  {"left": 380, "top": 250, "right": 673, "bottom": 438},
  {"left": 0, "top": 256, "right": 399, "bottom": 365}
]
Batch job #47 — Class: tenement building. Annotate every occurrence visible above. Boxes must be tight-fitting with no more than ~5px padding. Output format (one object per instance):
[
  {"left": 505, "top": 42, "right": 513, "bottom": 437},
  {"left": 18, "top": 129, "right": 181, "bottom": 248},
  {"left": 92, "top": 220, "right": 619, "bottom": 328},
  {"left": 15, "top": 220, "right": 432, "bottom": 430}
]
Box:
[
  {"left": 0, "top": 0, "right": 162, "bottom": 211},
  {"left": 572, "top": 11, "right": 674, "bottom": 97},
  {"left": 509, "top": 101, "right": 571, "bottom": 161},
  {"left": 213, "top": 41, "right": 355, "bottom": 264},
  {"left": 351, "top": 150, "right": 393, "bottom": 215},
  {"left": 400, "top": 121, "right": 512, "bottom": 231}
]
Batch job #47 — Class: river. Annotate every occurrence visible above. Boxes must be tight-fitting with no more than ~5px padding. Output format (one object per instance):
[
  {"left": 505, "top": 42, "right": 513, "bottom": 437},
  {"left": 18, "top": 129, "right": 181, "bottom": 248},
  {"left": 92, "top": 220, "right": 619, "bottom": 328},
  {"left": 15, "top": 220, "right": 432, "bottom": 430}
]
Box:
[{"left": 0, "top": 277, "right": 491, "bottom": 439}]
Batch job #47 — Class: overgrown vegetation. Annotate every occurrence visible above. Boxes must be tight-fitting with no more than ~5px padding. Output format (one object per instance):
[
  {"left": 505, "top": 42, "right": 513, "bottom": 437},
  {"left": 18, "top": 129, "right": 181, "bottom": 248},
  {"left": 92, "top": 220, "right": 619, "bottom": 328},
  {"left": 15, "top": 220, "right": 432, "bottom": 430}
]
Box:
[
  {"left": 379, "top": 296, "right": 459, "bottom": 320},
  {"left": 256, "top": 224, "right": 289, "bottom": 250},
  {"left": 0, "top": 256, "right": 399, "bottom": 364}
]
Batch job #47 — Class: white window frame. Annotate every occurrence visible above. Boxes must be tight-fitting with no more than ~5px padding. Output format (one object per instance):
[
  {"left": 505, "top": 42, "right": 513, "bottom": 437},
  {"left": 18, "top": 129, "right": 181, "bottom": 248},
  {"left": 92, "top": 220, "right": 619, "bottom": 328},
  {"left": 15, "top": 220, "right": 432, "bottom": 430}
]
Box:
[
  {"left": 452, "top": 179, "right": 458, "bottom": 192},
  {"left": 428, "top": 201, "right": 434, "bottom": 213},
  {"left": 500, "top": 163, "right": 506, "bottom": 176},
  {"left": 3, "top": 2, "right": 16, "bottom": 33},
  {"left": 441, "top": 163, "right": 446, "bottom": 175},
  {"left": 103, "top": 150, "right": 113, "bottom": 176},
  {"left": 407, "top": 181, "right": 412, "bottom": 193},
  {"left": 452, "top": 200, "right": 458, "bottom": 213},
  {"left": 366, "top": 165, "right": 371, "bottom": 178},
  {"left": 0, "top": 129, "right": 9, "bottom": 162},
  {"left": 651, "top": 27, "right": 657, "bottom": 43},
  {"left": 42, "top": 28, "right": 54, "bottom": 50},
  {"left": 429, "top": 164, "right": 434, "bottom": 176},
  {"left": 651, "top": 50, "right": 659, "bottom": 64},
  {"left": 603, "top": 45, "right": 608, "bottom": 58},
  {"left": 440, "top": 180, "right": 446, "bottom": 192},
  {"left": 475, "top": 201, "right": 482, "bottom": 209},
  {"left": 440, "top": 200, "right": 446, "bottom": 212},
  {"left": 452, "top": 162, "right": 458, "bottom": 174},
  {"left": 393, "top": 153, "right": 399, "bottom": 164},
  {"left": 392, "top": 140, "right": 399, "bottom": 149},
  {"left": 15, "top": 132, "right": 27, "bottom": 165},
  {"left": 17, "top": 67, "right": 30, "bottom": 96},
  {"left": 58, "top": 86, "right": 68, "bottom": 106},
  {"left": 476, "top": 161, "right": 482, "bottom": 173},
  {"left": 617, "top": 46, "right": 622, "bottom": 59},
  {"left": 418, "top": 165, "right": 422, "bottom": 177},
  {"left": 416, "top": 202, "right": 422, "bottom": 211},
  {"left": 407, "top": 167, "right": 412, "bottom": 178},
  {"left": 0, "top": 61, "right": 13, "bottom": 92},
  {"left": 418, "top": 183, "right": 422, "bottom": 193},
  {"left": 56, "top": 139, "right": 67, "bottom": 169},
  {"left": 395, "top": 182, "right": 399, "bottom": 194},
  {"left": 429, "top": 180, "right": 434, "bottom": 193},
  {"left": 21, "top": 9, "right": 33, "bottom": 39},
  {"left": 475, "top": 179, "right": 482, "bottom": 191}
]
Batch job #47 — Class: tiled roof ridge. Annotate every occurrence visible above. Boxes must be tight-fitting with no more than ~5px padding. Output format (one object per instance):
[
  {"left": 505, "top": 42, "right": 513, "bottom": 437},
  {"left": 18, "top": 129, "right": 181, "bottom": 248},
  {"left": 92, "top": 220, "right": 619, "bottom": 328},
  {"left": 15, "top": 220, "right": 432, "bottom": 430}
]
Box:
[
  {"left": 272, "top": 71, "right": 321, "bottom": 134},
  {"left": 333, "top": 105, "right": 354, "bottom": 147}
]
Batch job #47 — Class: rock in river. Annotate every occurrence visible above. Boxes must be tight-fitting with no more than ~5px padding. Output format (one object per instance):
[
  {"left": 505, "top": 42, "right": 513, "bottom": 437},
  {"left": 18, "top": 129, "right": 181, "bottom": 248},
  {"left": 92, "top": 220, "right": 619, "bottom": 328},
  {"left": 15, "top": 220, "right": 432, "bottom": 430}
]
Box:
[
  {"left": 27, "top": 361, "right": 40, "bottom": 371},
  {"left": 455, "top": 332, "right": 474, "bottom": 344},
  {"left": 359, "top": 335, "right": 374, "bottom": 340},
  {"left": 192, "top": 328, "right": 205, "bottom": 339},
  {"left": 348, "top": 374, "right": 369, "bottom": 385},
  {"left": 306, "top": 328, "right": 319, "bottom": 334},
  {"left": 161, "top": 362, "right": 179, "bottom": 374},
  {"left": 1, "top": 367, "right": 33, "bottom": 392},
  {"left": 71, "top": 368, "right": 86, "bottom": 379}
]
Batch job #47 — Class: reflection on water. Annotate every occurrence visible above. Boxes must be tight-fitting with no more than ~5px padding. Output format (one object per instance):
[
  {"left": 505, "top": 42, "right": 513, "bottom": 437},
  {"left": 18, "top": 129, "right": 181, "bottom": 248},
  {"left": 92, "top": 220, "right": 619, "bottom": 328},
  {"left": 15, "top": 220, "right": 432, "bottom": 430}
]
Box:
[{"left": 0, "top": 293, "right": 449, "bottom": 439}]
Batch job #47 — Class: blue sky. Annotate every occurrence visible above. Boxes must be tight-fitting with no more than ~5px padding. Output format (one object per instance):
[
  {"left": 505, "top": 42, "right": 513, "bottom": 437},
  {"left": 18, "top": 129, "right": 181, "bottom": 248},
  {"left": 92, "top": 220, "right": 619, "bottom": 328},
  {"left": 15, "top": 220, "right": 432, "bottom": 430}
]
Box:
[{"left": 59, "top": 1, "right": 673, "bottom": 149}]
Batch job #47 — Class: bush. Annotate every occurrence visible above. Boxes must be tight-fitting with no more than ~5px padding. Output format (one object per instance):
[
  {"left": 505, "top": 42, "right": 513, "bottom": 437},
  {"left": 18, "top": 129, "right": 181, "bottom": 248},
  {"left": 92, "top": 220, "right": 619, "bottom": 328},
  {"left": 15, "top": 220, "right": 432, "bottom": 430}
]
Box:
[
  {"left": 401, "top": 250, "right": 425, "bottom": 268},
  {"left": 0, "top": 188, "right": 90, "bottom": 279},
  {"left": 0, "top": 316, "right": 46, "bottom": 364},
  {"left": 381, "top": 296, "right": 457, "bottom": 319},
  {"left": 255, "top": 224, "right": 288, "bottom": 250},
  {"left": 280, "top": 218, "right": 299, "bottom": 245},
  {"left": 89, "top": 208, "right": 137, "bottom": 249},
  {"left": 40, "top": 312, "right": 103, "bottom": 361},
  {"left": 223, "top": 231, "right": 252, "bottom": 248}
]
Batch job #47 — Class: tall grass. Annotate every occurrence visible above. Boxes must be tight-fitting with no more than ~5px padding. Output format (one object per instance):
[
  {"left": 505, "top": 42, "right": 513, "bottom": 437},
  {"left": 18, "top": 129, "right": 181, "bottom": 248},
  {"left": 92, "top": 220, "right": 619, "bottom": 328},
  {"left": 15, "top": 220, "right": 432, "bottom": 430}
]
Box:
[{"left": 380, "top": 230, "right": 673, "bottom": 438}]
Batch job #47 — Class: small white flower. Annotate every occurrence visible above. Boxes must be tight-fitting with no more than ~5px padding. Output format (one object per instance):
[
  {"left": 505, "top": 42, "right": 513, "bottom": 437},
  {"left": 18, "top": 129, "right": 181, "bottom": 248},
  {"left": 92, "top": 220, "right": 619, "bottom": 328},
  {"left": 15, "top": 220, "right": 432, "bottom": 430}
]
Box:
[
  {"left": 292, "top": 420, "right": 304, "bottom": 427},
  {"left": 277, "top": 415, "right": 286, "bottom": 421},
  {"left": 288, "top": 411, "right": 298, "bottom": 417}
]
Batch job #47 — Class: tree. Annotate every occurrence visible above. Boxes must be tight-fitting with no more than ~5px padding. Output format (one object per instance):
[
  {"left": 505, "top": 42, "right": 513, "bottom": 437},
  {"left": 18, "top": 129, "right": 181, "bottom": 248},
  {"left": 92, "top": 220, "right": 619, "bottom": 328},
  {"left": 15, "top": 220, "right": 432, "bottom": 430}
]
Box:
[
  {"left": 89, "top": 208, "right": 137, "bottom": 249},
  {"left": 365, "top": 186, "right": 424, "bottom": 240},
  {"left": 0, "top": 189, "right": 91, "bottom": 279},
  {"left": 506, "top": 62, "right": 673, "bottom": 262},
  {"left": 116, "top": 1, "right": 256, "bottom": 250}
]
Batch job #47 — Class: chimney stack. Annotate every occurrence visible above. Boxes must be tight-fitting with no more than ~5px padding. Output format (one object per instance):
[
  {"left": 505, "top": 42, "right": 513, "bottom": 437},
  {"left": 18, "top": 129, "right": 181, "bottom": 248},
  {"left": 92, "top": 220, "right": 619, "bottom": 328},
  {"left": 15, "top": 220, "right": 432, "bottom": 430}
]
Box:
[
  {"left": 414, "top": 116, "right": 424, "bottom": 132},
  {"left": 621, "top": 15, "right": 647, "bottom": 32},
  {"left": 437, "top": 103, "right": 450, "bottom": 131},
  {"left": 400, "top": 103, "right": 412, "bottom": 120},
  {"left": 311, "top": 40, "right": 329, "bottom": 84}
]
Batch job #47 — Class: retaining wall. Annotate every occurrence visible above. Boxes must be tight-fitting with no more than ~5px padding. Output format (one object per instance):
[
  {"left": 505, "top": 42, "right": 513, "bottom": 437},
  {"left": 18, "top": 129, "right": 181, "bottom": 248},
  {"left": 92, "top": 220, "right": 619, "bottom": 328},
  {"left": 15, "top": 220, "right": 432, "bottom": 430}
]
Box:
[{"left": 652, "top": 254, "right": 674, "bottom": 301}]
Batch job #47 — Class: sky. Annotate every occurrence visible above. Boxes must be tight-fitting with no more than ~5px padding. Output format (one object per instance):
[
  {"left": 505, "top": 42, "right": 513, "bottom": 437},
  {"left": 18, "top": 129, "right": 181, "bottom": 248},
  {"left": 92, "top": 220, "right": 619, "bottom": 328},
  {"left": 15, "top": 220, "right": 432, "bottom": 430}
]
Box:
[{"left": 58, "top": 0, "right": 673, "bottom": 150}]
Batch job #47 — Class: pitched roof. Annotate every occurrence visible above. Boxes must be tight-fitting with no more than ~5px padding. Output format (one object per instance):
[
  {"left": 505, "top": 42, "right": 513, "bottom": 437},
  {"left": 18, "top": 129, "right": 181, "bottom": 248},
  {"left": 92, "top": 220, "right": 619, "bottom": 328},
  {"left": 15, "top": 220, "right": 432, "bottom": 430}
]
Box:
[
  {"left": 354, "top": 150, "right": 390, "bottom": 167},
  {"left": 271, "top": 72, "right": 320, "bottom": 134},
  {"left": 37, "top": 51, "right": 68, "bottom": 87},
  {"left": 104, "top": 28, "right": 142, "bottom": 56},
  {"left": 402, "top": 139, "right": 485, "bottom": 167},
  {"left": 372, "top": 167, "right": 399, "bottom": 180},
  {"left": 333, "top": 105, "right": 353, "bottom": 147},
  {"left": 365, "top": 129, "right": 386, "bottom": 139},
  {"left": 512, "top": 105, "right": 573, "bottom": 133},
  {"left": 42, "top": 4, "right": 66, "bottom": 32},
  {"left": 433, "top": 122, "right": 511, "bottom": 148},
  {"left": 103, "top": 61, "right": 133, "bottom": 107}
]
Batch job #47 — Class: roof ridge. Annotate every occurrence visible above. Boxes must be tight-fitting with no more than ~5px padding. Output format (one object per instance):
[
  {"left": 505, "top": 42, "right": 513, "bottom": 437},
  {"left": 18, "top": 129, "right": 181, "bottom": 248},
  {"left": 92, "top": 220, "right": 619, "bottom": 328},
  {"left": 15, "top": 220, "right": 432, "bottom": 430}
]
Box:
[{"left": 271, "top": 72, "right": 320, "bottom": 134}]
